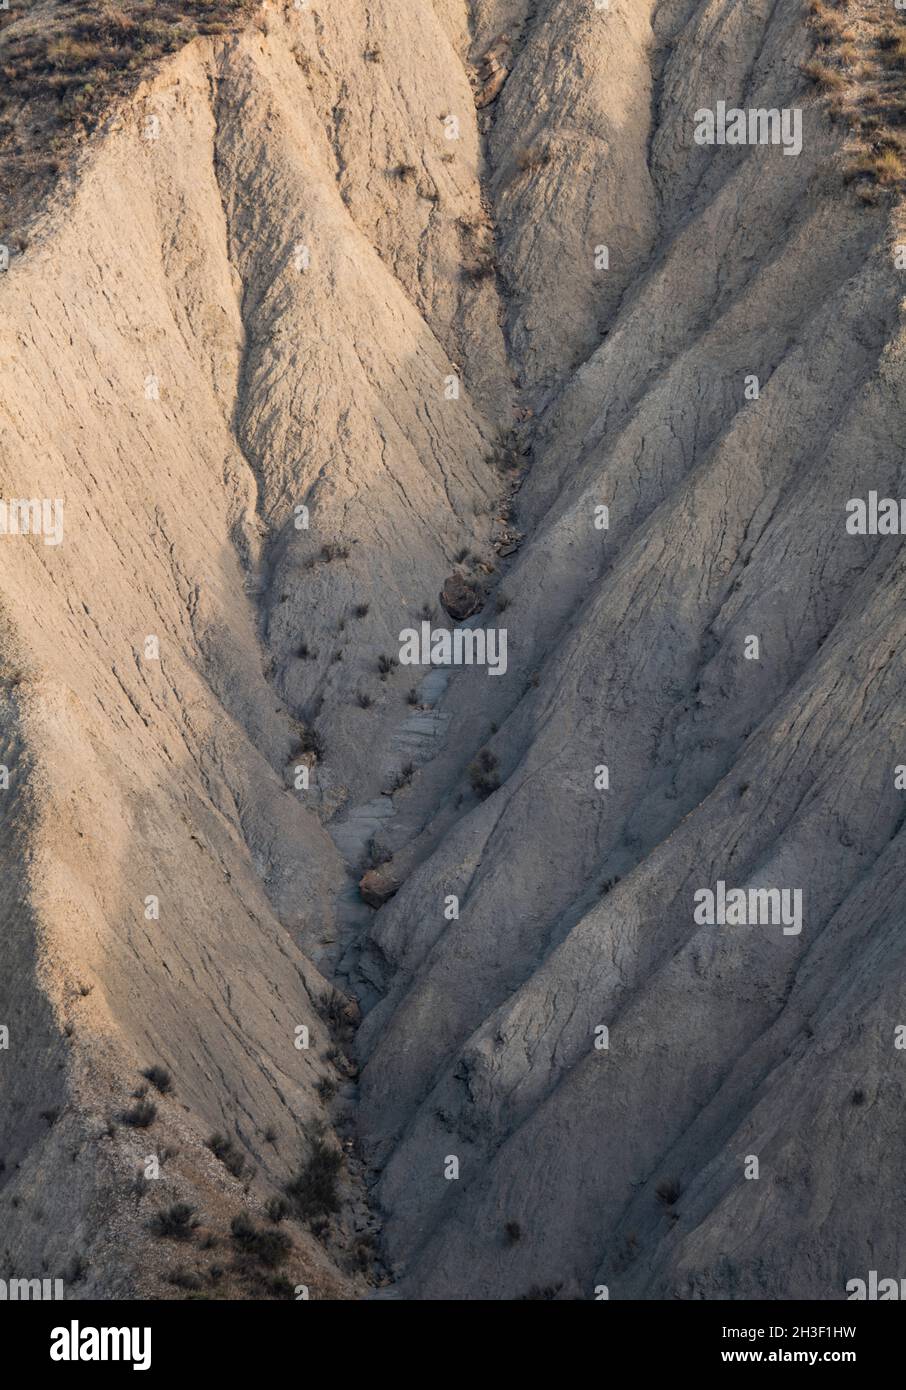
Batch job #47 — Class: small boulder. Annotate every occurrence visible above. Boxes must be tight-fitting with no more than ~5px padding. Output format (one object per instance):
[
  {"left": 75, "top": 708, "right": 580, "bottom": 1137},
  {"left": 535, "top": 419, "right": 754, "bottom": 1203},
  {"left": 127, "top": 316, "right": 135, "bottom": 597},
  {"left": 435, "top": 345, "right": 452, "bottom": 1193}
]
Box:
[
  {"left": 475, "top": 67, "right": 508, "bottom": 108},
  {"left": 440, "top": 572, "right": 482, "bottom": 620},
  {"left": 340, "top": 996, "right": 362, "bottom": 1027},
  {"left": 359, "top": 867, "right": 400, "bottom": 908},
  {"left": 474, "top": 34, "right": 512, "bottom": 107}
]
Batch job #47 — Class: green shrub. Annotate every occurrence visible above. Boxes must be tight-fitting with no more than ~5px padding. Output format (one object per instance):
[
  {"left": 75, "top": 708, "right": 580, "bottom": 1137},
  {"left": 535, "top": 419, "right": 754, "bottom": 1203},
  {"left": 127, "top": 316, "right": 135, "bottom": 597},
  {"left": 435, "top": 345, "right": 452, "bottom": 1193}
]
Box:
[
  {"left": 142, "top": 1065, "right": 172, "bottom": 1094},
  {"left": 230, "top": 1213, "right": 292, "bottom": 1268},
  {"left": 655, "top": 1177, "right": 681, "bottom": 1207},
  {"left": 121, "top": 1098, "right": 156, "bottom": 1128},
  {"left": 265, "top": 1195, "right": 290, "bottom": 1223},
  {"left": 468, "top": 748, "right": 500, "bottom": 797},
  {"left": 149, "top": 1202, "right": 198, "bottom": 1240},
  {"left": 285, "top": 1138, "right": 343, "bottom": 1221},
  {"left": 206, "top": 1132, "right": 247, "bottom": 1180},
  {"left": 504, "top": 1220, "right": 522, "bottom": 1245}
]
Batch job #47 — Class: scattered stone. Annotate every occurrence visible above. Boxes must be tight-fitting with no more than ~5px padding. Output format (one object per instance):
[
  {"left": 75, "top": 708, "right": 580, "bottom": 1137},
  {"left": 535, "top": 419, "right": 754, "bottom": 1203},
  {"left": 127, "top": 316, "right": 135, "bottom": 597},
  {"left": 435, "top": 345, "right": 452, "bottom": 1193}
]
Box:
[
  {"left": 474, "top": 35, "right": 512, "bottom": 108},
  {"left": 491, "top": 519, "right": 523, "bottom": 555},
  {"left": 340, "top": 996, "right": 362, "bottom": 1027},
  {"left": 359, "top": 867, "right": 401, "bottom": 908},
  {"left": 440, "top": 572, "right": 482, "bottom": 620}
]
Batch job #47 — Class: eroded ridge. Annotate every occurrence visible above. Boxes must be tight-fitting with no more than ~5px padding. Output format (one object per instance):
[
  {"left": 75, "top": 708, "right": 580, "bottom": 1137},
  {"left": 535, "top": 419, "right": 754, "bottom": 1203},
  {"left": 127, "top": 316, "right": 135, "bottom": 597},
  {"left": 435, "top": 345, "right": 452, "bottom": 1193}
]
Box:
[{"left": 0, "top": 0, "right": 904, "bottom": 1303}]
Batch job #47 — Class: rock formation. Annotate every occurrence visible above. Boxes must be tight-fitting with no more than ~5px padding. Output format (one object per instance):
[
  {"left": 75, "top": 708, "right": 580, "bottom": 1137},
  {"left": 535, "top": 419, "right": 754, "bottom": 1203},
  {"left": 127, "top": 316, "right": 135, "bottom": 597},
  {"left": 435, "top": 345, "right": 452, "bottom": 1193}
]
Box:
[{"left": 1, "top": 0, "right": 905, "bottom": 1302}]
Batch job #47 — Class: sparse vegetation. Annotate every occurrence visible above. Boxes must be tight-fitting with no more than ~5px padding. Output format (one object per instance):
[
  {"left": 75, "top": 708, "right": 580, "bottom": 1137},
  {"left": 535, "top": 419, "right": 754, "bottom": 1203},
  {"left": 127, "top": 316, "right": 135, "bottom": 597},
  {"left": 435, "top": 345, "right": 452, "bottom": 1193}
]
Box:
[
  {"left": 149, "top": 1202, "right": 198, "bottom": 1241},
  {"left": 316, "top": 1075, "right": 338, "bottom": 1101},
  {"left": 806, "top": 0, "right": 852, "bottom": 43},
  {"left": 377, "top": 652, "right": 397, "bottom": 676},
  {"left": 65, "top": 1252, "right": 88, "bottom": 1284},
  {"left": 267, "top": 1274, "right": 297, "bottom": 1299},
  {"left": 845, "top": 146, "right": 906, "bottom": 187},
  {"left": 802, "top": 57, "right": 847, "bottom": 92},
  {"left": 142, "top": 1065, "right": 172, "bottom": 1094},
  {"left": 120, "top": 1098, "right": 156, "bottom": 1128},
  {"left": 293, "top": 724, "right": 324, "bottom": 761},
  {"left": 389, "top": 761, "right": 415, "bottom": 791},
  {"left": 468, "top": 747, "right": 500, "bottom": 798},
  {"left": 870, "top": 147, "right": 906, "bottom": 185},
  {"left": 266, "top": 1195, "right": 291, "bottom": 1223},
  {"left": 285, "top": 1136, "right": 343, "bottom": 1222},
  {"left": 356, "top": 690, "right": 375, "bottom": 708},
  {"left": 352, "top": 602, "right": 370, "bottom": 618},
  {"left": 462, "top": 254, "right": 496, "bottom": 283},
  {"left": 503, "top": 1220, "right": 522, "bottom": 1246},
  {"left": 655, "top": 1177, "right": 681, "bottom": 1207},
  {"left": 878, "top": 25, "right": 906, "bottom": 65},
  {"left": 325, "top": 1044, "right": 356, "bottom": 1079},
  {"left": 351, "top": 1232, "right": 376, "bottom": 1272},
  {"left": 230, "top": 1212, "right": 292, "bottom": 1268},
  {"left": 804, "top": 0, "right": 906, "bottom": 195},
  {"left": 0, "top": 0, "right": 260, "bottom": 241},
  {"left": 319, "top": 987, "right": 356, "bottom": 1034},
  {"left": 206, "top": 1132, "right": 248, "bottom": 1181}
]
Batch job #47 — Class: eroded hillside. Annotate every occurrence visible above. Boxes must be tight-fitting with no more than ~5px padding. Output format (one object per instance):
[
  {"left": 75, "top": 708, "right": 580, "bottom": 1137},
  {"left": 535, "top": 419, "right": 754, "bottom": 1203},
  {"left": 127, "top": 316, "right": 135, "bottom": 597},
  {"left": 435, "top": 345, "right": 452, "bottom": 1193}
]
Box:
[{"left": 1, "top": 0, "right": 905, "bottom": 1300}]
